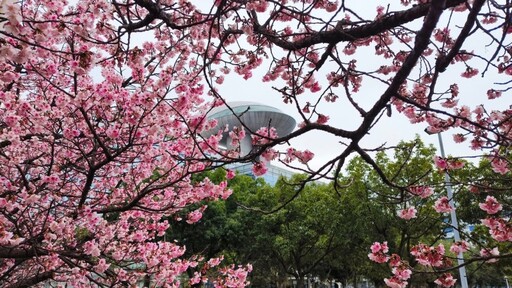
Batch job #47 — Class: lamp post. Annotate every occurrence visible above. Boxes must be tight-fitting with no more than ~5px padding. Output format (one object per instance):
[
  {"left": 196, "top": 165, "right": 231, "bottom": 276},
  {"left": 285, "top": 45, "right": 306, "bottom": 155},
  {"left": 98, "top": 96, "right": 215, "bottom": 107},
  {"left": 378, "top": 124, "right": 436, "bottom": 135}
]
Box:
[{"left": 429, "top": 132, "right": 469, "bottom": 288}]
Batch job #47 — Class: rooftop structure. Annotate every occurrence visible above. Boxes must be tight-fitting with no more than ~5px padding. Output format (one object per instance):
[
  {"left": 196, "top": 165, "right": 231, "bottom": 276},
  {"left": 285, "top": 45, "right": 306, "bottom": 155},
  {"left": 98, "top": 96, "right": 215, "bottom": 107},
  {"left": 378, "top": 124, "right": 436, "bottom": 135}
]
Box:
[
  {"left": 203, "top": 101, "right": 296, "bottom": 185},
  {"left": 204, "top": 101, "right": 296, "bottom": 156}
]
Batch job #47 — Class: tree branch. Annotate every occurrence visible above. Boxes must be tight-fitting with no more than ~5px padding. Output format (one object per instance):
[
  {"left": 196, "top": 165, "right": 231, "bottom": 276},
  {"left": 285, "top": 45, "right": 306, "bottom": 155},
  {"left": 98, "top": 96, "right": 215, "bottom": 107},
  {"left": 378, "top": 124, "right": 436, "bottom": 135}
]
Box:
[
  {"left": 6, "top": 271, "right": 53, "bottom": 288},
  {"left": 436, "top": 0, "right": 486, "bottom": 72},
  {"left": 254, "top": 0, "right": 465, "bottom": 51}
]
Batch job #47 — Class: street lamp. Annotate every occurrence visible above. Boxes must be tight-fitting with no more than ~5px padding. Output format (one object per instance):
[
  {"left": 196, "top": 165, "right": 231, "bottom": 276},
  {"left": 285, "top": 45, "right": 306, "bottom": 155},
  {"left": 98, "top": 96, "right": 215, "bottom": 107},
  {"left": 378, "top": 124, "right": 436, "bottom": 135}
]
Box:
[{"left": 427, "top": 131, "right": 469, "bottom": 288}]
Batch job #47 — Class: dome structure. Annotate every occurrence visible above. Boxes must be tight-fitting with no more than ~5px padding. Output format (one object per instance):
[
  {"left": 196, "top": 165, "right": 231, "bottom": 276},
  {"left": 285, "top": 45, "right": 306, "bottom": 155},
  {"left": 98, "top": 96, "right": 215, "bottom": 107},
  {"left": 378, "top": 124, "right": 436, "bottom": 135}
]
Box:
[{"left": 202, "top": 101, "right": 296, "bottom": 157}]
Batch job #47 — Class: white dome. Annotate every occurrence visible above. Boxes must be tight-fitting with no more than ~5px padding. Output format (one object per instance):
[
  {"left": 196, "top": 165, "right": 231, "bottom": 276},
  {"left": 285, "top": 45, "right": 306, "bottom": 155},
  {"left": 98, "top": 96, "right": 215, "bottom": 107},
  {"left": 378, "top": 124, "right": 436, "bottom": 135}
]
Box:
[{"left": 202, "top": 102, "right": 296, "bottom": 156}]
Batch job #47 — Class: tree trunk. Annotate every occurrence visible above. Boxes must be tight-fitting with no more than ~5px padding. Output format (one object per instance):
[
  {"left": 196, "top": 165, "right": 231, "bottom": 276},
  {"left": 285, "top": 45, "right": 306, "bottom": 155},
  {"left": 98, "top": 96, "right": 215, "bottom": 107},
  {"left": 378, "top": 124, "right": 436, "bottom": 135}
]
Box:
[
  {"left": 297, "top": 275, "right": 305, "bottom": 288},
  {"left": 143, "top": 275, "right": 151, "bottom": 287}
]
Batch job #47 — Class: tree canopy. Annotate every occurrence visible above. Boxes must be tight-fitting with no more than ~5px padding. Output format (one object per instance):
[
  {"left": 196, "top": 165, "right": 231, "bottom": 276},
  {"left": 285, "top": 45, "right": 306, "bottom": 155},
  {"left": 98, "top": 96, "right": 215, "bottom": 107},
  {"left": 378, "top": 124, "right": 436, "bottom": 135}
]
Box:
[{"left": 178, "top": 139, "right": 510, "bottom": 288}]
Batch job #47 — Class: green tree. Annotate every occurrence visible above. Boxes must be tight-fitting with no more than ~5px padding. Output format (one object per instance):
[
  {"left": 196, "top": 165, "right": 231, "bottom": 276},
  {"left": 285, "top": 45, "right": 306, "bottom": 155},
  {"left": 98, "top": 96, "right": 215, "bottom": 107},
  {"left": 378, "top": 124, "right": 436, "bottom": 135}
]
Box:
[
  {"left": 336, "top": 137, "right": 447, "bottom": 286},
  {"left": 174, "top": 138, "right": 512, "bottom": 287},
  {"left": 260, "top": 175, "right": 343, "bottom": 288},
  {"left": 170, "top": 170, "right": 278, "bottom": 287},
  {"left": 445, "top": 157, "right": 512, "bottom": 286}
]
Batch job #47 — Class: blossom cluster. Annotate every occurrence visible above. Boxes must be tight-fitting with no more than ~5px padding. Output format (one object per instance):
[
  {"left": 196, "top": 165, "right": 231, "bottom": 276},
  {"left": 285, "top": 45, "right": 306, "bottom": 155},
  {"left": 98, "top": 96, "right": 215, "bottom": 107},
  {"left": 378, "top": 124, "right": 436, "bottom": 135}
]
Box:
[
  {"left": 368, "top": 241, "right": 390, "bottom": 263},
  {"left": 369, "top": 242, "right": 457, "bottom": 288},
  {"left": 383, "top": 255, "right": 411, "bottom": 288},
  {"left": 481, "top": 218, "right": 512, "bottom": 242},
  {"left": 410, "top": 243, "right": 447, "bottom": 267}
]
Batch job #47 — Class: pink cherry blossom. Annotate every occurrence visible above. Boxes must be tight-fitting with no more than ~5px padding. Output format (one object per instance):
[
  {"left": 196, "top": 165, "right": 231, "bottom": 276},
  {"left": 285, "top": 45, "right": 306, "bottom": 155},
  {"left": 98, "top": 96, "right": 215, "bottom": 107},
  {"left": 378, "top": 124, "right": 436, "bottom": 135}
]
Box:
[
  {"left": 368, "top": 252, "right": 390, "bottom": 264},
  {"left": 410, "top": 243, "right": 446, "bottom": 267},
  {"left": 487, "top": 89, "right": 502, "bottom": 99},
  {"left": 450, "top": 241, "right": 470, "bottom": 254},
  {"left": 479, "top": 196, "right": 503, "bottom": 215},
  {"left": 368, "top": 241, "right": 390, "bottom": 263},
  {"left": 325, "top": 1, "right": 338, "bottom": 13},
  {"left": 384, "top": 276, "right": 407, "bottom": 288},
  {"left": 384, "top": 254, "right": 412, "bottom": 287},
  {"left": 434, "top": 197, "right": 453, "bottom": 213},
  {"left": 480, "top": 218, "right": 512, "bottom": 242},
  {"left": 316, "top": 114, "right": 329, "bottom": 124},
  {"left": 480, "top": 247, "right": 500, "bottom": 263},
  {"left": 391, "top": 267, "right": 412, "bottom": 280},
  {"left": 453, "top": 134, "right": 466, "bottom": 143},
  {"left": 434, "top": 273, "right": 457, "bottom": 287},
  {"left": 389, "top": 254, "right": 402, "bottom": 267},
  {"left": 461, "top": 67, "right": 479, "bottom": 78},
  {"left": 261, "top": 148, "right": 278, "bottom": 162},
  {"left": 408, "top": 186, "right": 434, "bottom": 198},
  {"left": 370, "top": 241, "right": 389, "bottom": 253},
  {"left": 397, "top": 207, "right": 417, "bottom": 220},
  {"left": 491, "top": 158, "right": 509, "bottom": 175},
  {"left": 441, "top": 99, "right": 459, "bottom": 108},
  {"left": 226, "top": 169, "right": 236, "bottom": 180},
  {"left": 434, "top": 156, "right": 448, "bottom": 170},
  {"left": 95, "top": 258, "right": 110, "bottom": 273},
  {"left": 207, "top": 256, "right": 224, "bottom": 267},
  {"left": 187, "top": 206, "right": 208, "bottom": 224},
  {"left": 447, "top": 159, "right": 465, "bottom": 170},
  {"left": 294, "top": 149, "right": 315, "bottom": 164},
  {"left": 343, "top": 43, "right": 356, "bottom": 55},
  {"left": 252, "top": 127, "right": 278, "bottom": 145},
  {"left": 252, "top": 161, "right": 268, "bottom": 176},
  {"left": 83, "top": 240, "right": 101, "bottom": 257},
  {"left": 482, "top": 12, "right": 498, "bottom": 24}
]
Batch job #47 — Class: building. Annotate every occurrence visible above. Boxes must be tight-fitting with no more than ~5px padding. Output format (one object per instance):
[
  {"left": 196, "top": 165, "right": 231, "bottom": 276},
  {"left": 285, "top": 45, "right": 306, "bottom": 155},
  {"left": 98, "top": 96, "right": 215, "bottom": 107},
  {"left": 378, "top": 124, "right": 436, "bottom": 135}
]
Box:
[{"left": 203, "top": 101, "right": 296, "bottom": 185}]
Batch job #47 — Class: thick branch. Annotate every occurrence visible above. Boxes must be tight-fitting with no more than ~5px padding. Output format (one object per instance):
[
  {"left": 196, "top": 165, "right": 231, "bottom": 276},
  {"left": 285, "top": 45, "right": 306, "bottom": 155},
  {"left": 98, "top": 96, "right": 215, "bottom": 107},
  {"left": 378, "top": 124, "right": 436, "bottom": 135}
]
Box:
[
  {"left": 254, "top": 0, "right": 465, "bottom": 50},
  {"left": 6, "top": 271, "right": 53, "bottom": 288},
  {"left": 0, "top": 247, "right": 43, "bottom": 259},
  {"left": 126, "top": 0, "right": 217, "bottom": 31}
]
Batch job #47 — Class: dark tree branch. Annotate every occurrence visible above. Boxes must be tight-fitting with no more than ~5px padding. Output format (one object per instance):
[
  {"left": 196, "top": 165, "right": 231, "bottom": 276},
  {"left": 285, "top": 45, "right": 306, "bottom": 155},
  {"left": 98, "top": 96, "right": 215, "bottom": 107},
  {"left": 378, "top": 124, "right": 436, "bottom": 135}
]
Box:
[
  {"left": 5, "top": 271, "right": 53, "bottom": 288},
  {"left": 254, "top": 0, "right": 465, "bottom": 51},
  {"left": 0, "top": 247, "right": 44, "bottom": 259}
]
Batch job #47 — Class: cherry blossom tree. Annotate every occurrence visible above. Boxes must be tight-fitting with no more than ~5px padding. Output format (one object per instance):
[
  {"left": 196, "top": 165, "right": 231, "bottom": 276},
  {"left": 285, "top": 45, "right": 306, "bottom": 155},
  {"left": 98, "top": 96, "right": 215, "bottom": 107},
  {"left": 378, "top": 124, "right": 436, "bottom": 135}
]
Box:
[{"left": 1, "top": 0, "right": 512, "bottom": 286}]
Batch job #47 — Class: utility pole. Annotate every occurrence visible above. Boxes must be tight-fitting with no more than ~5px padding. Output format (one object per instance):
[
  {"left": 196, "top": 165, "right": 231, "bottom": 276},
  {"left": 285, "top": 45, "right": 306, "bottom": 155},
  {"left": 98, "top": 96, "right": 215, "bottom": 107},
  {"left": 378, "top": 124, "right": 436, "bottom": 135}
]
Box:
[{"left": 434, "top": 133, "right": 469, "bottom": 288}]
